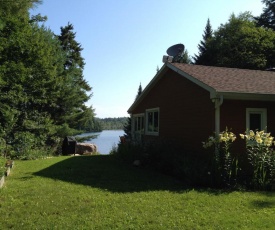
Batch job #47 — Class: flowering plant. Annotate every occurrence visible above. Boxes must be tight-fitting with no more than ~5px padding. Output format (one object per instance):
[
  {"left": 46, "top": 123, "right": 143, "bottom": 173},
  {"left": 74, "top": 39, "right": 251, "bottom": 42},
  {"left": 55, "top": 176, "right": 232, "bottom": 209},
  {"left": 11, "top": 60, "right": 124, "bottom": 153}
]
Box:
[
  {"left": 203, "top": 128, "right": 238, "bottom": 187},
  {"left": 240, "top": 130, "right": 275, "bottom": 189}
]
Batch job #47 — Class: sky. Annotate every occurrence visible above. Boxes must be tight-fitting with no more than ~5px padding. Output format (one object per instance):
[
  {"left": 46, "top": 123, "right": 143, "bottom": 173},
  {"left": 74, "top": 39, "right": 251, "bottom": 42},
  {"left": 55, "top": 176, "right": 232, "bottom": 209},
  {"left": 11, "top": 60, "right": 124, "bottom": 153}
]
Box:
[{"left": 30, "top": 0, "right": 264, "bottom": 118}]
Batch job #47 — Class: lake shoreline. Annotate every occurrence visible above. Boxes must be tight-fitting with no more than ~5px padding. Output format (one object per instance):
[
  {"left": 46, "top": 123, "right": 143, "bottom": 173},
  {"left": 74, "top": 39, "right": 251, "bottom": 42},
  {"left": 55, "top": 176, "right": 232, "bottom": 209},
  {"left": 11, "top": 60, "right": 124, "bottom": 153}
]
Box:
[{"left": 78, "top": 130, "right": 125, "bottom": 155}]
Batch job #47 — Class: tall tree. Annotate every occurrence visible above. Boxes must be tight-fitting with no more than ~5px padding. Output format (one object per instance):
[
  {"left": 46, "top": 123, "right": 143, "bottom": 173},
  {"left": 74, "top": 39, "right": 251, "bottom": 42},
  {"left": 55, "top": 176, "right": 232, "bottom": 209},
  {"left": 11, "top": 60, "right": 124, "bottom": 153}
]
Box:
[
  {"left": 56, "top": 23, "right": 92, "bottom": 130},
  {"left": 255, "top": 0, "right": 275, "bottom": 30},
  {"left": 124, "top": 83, "right": 143, "bottom": 139},
  {"left": 204, "top": 12, "right": 275, "bottom": 69},
  {"left": 193, "top": 18, "right": 213, "bottom": 65},
  {"left": 135, "top": 83, "right": 143, "bottom": 101},
  {"left": 179, "top": 50, "right": 192, "bottom": 64},
  {"left": 0, "top": 0, "right": 67, "bottom": 156}
]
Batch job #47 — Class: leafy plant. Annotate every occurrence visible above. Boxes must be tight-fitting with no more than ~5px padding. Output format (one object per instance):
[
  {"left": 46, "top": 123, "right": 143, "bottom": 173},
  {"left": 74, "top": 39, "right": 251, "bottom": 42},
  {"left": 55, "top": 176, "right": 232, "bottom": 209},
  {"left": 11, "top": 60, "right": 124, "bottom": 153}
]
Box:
[
  {"left": 203, "top": 128, "right": 238, "bottom": 188},
  {"left": 240, "top": 130, "right": 275, "bottom": 190}
]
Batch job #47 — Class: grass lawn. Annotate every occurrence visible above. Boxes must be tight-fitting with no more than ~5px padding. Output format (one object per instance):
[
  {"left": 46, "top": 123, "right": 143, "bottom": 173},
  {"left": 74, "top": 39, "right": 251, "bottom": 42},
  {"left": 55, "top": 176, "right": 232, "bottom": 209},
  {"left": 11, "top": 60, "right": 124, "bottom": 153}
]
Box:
[{"left": 0, "top": 155, "right": 275, "bottom": 229}]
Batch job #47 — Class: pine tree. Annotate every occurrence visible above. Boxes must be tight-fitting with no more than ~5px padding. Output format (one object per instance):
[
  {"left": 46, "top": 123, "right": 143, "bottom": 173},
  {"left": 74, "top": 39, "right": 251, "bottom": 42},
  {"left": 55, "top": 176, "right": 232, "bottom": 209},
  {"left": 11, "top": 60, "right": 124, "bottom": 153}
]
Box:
[
  {"left": 255, "top": 0, "right": 275, "bottom": 30},
  {"left": 124, "top": 83, "right": 143, "bottom": 139},
  {"left": 56, "top": 23, "right": 92, "bottom": 130},
  {"left": 193, "top": 18, "right": 213, "bottom": 65},
  {"left": 135, "top": 83, "right": 143, "bottom": 101},
  {"left": 179, "top": 50, "right": 192, "bottom": 64}
]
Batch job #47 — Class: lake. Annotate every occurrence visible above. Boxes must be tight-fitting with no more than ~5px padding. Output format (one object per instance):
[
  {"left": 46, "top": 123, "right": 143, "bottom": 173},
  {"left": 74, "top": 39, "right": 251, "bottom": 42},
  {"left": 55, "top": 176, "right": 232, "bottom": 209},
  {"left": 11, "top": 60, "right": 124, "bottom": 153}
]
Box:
[{"left": 79, "top": 130, "right": 125, "bottom": 155}]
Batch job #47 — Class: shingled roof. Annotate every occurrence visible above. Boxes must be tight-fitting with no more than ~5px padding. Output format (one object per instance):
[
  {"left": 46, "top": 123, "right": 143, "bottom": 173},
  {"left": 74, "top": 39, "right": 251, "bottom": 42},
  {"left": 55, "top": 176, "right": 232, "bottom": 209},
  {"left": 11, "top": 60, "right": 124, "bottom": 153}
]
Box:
[
  {"left": 128, "top": 63, "right": 275, "bottom": 113},
  {"left": 171, "top": 63, "right": 275, "bottom": 95}
]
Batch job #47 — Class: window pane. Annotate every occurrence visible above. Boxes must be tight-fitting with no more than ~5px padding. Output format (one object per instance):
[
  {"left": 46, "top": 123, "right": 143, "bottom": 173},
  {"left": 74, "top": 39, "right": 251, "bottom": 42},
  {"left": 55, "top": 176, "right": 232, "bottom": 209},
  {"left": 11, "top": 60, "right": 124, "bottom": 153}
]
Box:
[
  {"left": 153, "top": 111, "right": 159, "bottom": 132},
  {"left": 137, "top": 117, "right": 141, "bottom": 131},
  {"left": 148, "top": 112, "right": 153, "bottom": 132},
  {"left": 250, "top": 113, "right": 261, "bottom": 131},
  {"left": 134, "top": 117, "right": 138, "bottom": 131},
  {"left": 141, "top": 117, "right": 144, "bottom": 130}
]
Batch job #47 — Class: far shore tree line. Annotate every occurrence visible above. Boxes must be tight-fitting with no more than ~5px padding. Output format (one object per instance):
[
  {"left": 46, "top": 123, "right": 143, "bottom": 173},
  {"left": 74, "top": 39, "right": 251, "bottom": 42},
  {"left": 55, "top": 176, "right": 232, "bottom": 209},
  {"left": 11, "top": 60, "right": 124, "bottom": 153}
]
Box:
[
  {"left": 1, "top": 0, "right": 275, "bottom": 159},
  {"left": 82, "top": 117, "right": 128, "bottom": 132}
]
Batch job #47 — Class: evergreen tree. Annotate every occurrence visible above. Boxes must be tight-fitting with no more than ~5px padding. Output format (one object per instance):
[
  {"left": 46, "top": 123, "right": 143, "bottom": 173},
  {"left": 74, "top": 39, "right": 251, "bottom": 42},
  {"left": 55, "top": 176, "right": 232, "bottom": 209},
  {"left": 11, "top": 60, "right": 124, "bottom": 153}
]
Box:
[
  {"left": 193, "top": 18, "right": 213, "bottom": 65},
  {"left": 124, "top": 83, "right": 143, "bottom": 139},
  {"left": 255, "top": 0, "right": 275, "bottom": 30},
  {"left": 0, "top": 0, "right": 67, "bottom": 156},
  {"left": 135, "top": 83, "right": 143, "bottom": 101},
  {"left": 179, "top": 50, "right": 192, "bottom": 64},
  {"left": 123, "top": 117, "right": 132, "bottom": 139},
  {"left": 56, "top": 23, "right": 93, "bottom": 130}
]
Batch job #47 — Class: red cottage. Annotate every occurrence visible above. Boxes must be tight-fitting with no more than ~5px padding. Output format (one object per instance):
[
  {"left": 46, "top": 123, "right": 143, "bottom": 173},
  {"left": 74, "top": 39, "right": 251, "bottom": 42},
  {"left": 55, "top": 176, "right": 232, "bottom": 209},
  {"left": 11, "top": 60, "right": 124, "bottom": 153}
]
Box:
[{"left": 127, "top": 63, "right": 275, "bottom": 154}]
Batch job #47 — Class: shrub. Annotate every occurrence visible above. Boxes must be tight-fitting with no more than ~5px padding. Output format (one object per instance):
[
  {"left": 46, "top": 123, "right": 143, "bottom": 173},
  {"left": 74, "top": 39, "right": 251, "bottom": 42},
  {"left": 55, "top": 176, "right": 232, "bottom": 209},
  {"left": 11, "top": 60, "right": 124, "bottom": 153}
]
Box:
[{"left": 112, "top": 139, "right": 211, "bottom": 187}]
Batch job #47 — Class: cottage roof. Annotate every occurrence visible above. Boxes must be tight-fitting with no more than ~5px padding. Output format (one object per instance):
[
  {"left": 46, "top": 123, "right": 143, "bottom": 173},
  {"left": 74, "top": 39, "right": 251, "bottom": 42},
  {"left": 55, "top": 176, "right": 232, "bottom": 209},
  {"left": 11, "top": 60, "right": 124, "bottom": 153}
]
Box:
[
  {"left": 128, "top": 63, "right": 275, "bottom": 113},
  {"left": 171, "top": 63, "right": 275, "bottom": 95}
]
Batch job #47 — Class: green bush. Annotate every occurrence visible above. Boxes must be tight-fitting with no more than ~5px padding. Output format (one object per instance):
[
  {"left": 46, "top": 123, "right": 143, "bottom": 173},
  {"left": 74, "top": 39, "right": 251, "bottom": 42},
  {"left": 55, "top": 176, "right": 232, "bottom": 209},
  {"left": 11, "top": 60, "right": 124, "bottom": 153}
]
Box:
[{"left": 112, "top": 140, "right": 211, "bottom": 187}]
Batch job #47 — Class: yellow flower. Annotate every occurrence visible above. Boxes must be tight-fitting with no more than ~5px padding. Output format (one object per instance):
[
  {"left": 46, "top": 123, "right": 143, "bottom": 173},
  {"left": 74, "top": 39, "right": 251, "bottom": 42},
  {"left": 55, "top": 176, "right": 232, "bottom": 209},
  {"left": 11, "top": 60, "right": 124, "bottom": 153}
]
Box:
[
  {"left": 256, "top": 137, "right": 263, "bottom": 144},
  {"left": 249, "top": 130, "right": 255, "bottom": 137},
  {"left": 240, "top": 134, "right": 245, "bottom": 139}
]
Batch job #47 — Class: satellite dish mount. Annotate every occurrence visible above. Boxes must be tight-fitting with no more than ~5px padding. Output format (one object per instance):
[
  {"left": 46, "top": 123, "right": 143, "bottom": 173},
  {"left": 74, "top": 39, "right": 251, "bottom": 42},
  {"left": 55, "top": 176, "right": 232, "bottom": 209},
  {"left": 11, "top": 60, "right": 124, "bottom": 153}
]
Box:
[{"left": 163, "top": 43, "right": 185, "bottom": 63}]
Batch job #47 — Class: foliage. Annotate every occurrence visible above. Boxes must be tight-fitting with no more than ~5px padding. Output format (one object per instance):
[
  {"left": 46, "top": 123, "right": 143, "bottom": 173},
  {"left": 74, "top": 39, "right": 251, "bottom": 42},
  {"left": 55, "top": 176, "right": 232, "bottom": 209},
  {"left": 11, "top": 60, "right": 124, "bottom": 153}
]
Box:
[
  {"left": 98, "top": 117, "right": 128, "bottom": 130},
  {"left": 54, "top": 23, "right": 93, "bottom": 130},
  {"left": 113, "top": 140, "right": 210, "bottom": 187},
  {"left": 240, "top": 130, "right": 275, "bottom": 190},
  {"left": 2, "top": 156, "right": 275, "bottom": 229},
  {"left": 203, "top": 129, "right": 275, "bottom": 190},
  {"left": 255, "top": 0, "right": 275, "bottom": 30},
  {"left": 193, "top": 18, "right": 214, "bottom": 65},
  {"left": 0, "top": 156, "right": 5, "bottom": 176},
  {"left": 124, "top": 83, "right": 144, "bottom": 139},
  {"left": 194, "top": 12, "right": 275, "bottom": 69},
  {"left": 135, "top": 83, "right": 143, "bottom": 101},
  {"left": 203, "top": 129, "right": 239, "bottom": 188},
  {"left": 123, "top": 117, "right": 132, "bottom": 139},
  {"left": 0, "top": 2, "right": 96, "bottom": 159}
]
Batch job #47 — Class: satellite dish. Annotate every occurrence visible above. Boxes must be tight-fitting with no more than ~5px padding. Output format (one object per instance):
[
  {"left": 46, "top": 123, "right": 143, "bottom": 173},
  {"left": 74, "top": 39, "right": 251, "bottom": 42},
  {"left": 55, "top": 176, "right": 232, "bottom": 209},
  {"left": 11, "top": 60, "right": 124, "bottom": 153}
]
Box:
[{"left": 166, "top": 43, "right": 185, "bottom": 57}]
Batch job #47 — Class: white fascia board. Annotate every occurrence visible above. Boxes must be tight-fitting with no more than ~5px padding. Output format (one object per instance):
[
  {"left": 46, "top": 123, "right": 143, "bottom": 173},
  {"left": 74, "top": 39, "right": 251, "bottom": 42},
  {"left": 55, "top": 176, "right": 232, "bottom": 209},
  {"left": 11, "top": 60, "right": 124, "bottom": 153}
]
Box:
[
  {"left": 216, "top": 92, "right": 275, "bottom": 101},
  {"left": 127, "top": 64, "right": 169, "bottom": 113}
]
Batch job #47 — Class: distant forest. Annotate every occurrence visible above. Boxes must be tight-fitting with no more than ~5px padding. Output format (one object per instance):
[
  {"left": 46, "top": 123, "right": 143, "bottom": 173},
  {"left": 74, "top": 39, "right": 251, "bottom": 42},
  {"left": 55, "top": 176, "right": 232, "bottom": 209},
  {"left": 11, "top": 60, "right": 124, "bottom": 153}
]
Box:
[
  {"left": 98, "top": 117, "right": 128, "bottom": 130},
  {"left": 84, "top": 117, "right": 128, "bottom": 132}
]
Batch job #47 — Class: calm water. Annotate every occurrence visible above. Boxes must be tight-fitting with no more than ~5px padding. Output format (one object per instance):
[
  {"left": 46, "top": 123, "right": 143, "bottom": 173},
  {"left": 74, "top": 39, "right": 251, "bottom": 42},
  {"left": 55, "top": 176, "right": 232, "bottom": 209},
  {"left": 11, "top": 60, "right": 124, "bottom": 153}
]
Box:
[{"left": 79, "top": 130, "right": 125, "bottom": 155}]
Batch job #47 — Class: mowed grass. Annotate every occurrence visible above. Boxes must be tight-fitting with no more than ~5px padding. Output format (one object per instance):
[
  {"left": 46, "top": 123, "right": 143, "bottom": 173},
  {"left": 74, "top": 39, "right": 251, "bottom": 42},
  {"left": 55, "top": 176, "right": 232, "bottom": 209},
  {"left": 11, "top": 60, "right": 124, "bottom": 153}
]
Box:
[{"left": 0, "top": 155, "right": 275, "bottom": 229}]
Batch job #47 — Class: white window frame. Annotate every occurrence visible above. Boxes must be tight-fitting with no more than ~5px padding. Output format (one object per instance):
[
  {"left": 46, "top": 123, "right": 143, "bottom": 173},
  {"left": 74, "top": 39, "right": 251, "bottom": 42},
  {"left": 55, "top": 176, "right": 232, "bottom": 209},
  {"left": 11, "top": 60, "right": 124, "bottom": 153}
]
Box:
[
  {"left": 246, "top": 108, "right": 267, "bottom": 131},
  {"left": 132, "top": 113, "right": 145, "bottom": 141},
  {"left": 145, "top": 108, "right": 159, "bottom": 136},
  {"left": 133, "top": 113, "right": 144, "bottom": 132}
]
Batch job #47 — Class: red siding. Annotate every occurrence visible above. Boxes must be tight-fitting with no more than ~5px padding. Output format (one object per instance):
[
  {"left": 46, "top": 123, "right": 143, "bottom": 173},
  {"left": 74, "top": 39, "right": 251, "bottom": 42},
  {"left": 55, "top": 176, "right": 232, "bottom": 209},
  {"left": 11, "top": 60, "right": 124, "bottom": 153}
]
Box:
[
  {"left": 221, "top": 100, "right": 275, "bottom": 134},
  {"left": 220, "top": 100, "right": 275, "bottom": 154},
  {"left": 132, "top": 69, "right": 215, "bottom": 153}
]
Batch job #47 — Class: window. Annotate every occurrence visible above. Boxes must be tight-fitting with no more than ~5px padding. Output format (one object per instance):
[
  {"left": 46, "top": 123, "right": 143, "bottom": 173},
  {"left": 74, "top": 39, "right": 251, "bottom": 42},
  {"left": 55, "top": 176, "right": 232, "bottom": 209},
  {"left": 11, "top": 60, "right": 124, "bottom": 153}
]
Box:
[
  {"left": 146, "top": 108, "right": 159, "bottom": 135},
  {"left": 246, "top": 108, "right": 267, "bottom": 131},
  {"left": 133, "top": 114, "right": 144, "bottom": 132}
]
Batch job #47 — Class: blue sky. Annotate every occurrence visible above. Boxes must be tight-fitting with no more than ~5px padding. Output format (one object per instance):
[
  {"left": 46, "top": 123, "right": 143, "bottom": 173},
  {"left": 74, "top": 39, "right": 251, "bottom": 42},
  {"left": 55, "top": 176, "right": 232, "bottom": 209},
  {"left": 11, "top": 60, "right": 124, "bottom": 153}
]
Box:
[{"left": 31, "top": 0, "right": 264, "bottom": 118}]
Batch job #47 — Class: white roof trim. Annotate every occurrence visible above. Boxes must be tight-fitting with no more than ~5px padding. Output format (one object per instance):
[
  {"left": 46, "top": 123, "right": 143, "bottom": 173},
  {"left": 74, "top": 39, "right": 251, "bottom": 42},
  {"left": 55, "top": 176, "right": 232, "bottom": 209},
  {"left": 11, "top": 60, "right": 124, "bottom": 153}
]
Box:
[
  {"left": 166, "top": 62, "right": 216, "bottom": 96},
  {"left": 127, "top": 63, "right": 275, "bottom": 114}
]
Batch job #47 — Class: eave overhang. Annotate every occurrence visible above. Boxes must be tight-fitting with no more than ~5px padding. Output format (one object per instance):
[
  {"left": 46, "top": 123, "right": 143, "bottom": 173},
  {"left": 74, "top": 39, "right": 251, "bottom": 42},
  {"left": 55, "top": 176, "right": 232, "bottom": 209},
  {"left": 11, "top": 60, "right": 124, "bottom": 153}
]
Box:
[{"left": 127, "top": 63, "right": 275, "bottom": 114}]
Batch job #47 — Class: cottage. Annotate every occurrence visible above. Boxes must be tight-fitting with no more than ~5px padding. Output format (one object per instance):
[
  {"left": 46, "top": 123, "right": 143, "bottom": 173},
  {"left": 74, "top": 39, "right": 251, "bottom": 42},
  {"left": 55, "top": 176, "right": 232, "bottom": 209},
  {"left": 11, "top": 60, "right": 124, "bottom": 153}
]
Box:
[{"left": 127, "top": 63, "right": 275, "bottom": 154}]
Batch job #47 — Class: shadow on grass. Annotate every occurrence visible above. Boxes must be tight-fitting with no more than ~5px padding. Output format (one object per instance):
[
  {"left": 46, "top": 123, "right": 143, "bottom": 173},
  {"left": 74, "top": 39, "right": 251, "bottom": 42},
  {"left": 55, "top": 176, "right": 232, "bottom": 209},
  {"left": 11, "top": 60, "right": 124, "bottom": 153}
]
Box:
[
  {"left": 250, "top": 199, "right": 275, "bottom": 209},
  {"left": 34, "top": 155, "right": 187, "bottom": 193}
]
